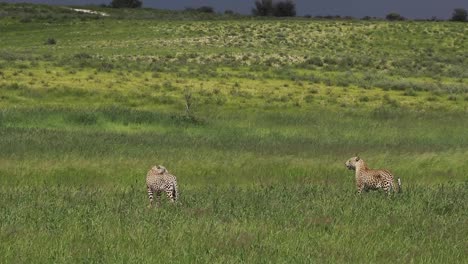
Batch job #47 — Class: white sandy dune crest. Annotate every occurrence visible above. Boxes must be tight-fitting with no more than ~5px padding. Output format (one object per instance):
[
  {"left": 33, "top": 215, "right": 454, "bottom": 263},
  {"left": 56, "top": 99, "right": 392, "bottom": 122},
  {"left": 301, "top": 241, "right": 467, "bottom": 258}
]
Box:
[{"left": 69, "top": 8, "right": 110, "bottom": 17}]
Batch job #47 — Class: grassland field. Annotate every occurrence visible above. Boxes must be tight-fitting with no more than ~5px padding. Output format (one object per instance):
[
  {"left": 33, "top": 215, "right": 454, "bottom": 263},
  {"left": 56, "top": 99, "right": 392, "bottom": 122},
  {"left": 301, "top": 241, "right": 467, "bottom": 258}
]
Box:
[{"left": 0, "top": 3, "right": 467, "bottom": 263}]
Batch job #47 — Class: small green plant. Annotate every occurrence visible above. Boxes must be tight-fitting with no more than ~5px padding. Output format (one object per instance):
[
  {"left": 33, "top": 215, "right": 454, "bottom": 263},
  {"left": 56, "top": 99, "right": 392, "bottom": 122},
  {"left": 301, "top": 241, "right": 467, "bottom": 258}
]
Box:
[
  {"left": 403, "top": 88, "right": 417, "bottom": 96},
  {"left": 99, "top": 62, "right": 114, "bottom": 72},
  {"left": 306, "top": 56, "right": 323, "bottom": 66},
  {"left": 447, "top": 95, "right": 457, "bottom": 101},
  {"left": 20, "top": 17, "right": 33, "bottom": 23},
  {"left": 304, "top": 94, "right": 314, "bottom": 103},
  {"left": 163, "top": 81, "right": 176, "bottom": 91},
  {"left": 308, "top": 88, "right": 319, "bottom": 94},
  {"left": 66, "top": 112, "right": 98, "bottom": 125},
  {"left": 45, "top": 38, "right": 56, "bottom": 45},
  {"left": 359, "top": 96, "right": 370, "bottom": 102},
  {"left": 383, "top": 94, "right": 399, "bottom": 107},
  {"left": 183, "top": 87, "right": 196, "bottom": 120}
]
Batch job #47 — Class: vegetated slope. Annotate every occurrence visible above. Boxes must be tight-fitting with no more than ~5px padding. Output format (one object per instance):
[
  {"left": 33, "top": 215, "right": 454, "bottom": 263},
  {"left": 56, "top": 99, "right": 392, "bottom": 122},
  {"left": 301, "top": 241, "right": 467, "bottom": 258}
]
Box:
[{"left": 0, "top": 9, "right": 466, "bottom": 110}]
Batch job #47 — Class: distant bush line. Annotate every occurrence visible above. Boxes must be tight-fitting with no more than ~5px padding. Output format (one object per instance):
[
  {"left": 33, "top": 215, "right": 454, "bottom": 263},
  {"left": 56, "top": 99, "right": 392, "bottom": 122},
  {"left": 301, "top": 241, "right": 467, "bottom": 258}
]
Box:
[{"left": 0, "top": 3, "right": 466, "bottom": 22}]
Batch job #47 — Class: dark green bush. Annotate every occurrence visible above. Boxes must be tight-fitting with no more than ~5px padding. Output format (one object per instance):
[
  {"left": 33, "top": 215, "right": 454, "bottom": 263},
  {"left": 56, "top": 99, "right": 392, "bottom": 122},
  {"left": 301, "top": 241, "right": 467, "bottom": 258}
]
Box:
[
  {"left": 386, "top": 13, "right": 405, "bottom": 21},
  {"left": 451, "top": 8, "right": 467, "bottom": 22},
  {"left": 45, "top": 38, "right": 56, "bottom": 45},
  {"left": 110, "top": 0, "right": 142, "bottom": 8}
]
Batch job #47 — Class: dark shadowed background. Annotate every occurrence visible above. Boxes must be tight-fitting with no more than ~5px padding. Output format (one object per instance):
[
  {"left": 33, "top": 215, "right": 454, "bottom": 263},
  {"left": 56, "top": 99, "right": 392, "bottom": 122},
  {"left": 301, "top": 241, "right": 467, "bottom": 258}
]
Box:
[{"left": 2, "top": 0, "right": 468, "bottom": 19}]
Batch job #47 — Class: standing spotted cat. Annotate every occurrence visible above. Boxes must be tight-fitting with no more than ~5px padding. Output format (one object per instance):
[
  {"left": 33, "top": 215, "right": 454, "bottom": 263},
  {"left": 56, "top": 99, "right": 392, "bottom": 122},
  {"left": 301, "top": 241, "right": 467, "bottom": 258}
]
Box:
[
  {"left": 146, "top": 165, "right": 178, "bottom": 207},
  {"left": 345, "top": 156, "right": 401, "bottom": 194}
]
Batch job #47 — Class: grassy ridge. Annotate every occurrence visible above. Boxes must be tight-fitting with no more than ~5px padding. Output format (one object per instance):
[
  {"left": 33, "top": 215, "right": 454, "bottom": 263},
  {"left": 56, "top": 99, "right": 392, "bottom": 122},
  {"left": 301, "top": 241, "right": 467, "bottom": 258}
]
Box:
[{"left": 0, "top": 3, "right": 467, "bottom": 263}]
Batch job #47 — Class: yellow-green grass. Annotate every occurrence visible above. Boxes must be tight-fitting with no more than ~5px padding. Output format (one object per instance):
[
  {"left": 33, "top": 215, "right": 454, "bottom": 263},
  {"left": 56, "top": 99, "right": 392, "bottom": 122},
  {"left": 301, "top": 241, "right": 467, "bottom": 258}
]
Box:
[{"left": 1, "top": 68, "right": 466, "bottom": 111}]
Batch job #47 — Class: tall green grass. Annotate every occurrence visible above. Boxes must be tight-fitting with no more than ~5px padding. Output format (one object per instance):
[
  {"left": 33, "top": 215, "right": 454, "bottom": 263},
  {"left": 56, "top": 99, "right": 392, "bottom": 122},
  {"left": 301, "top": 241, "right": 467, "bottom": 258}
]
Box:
[{"left": 0, "top": 184, "right": 466, "bottom": 263}]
